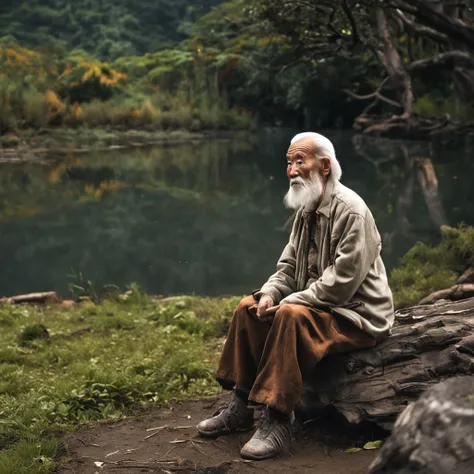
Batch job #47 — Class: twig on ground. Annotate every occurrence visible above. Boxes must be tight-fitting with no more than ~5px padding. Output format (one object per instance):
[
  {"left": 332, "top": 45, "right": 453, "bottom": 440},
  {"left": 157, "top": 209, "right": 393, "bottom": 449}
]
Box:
[
  {"left": 144, "top": 425, "right": 169, "bottom": 440},
  {"left": 190, "top": 440, "right": 207, "bottom": 455},
  {"left": 146, "top": 424, "right": 169, "bottom": 432}
]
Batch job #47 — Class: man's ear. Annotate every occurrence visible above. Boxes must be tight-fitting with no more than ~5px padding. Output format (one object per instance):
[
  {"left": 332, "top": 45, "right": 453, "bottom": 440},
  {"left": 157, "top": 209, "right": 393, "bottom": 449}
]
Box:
[{"left": 320, "top": 157, "right": 331, "bottom": 177}]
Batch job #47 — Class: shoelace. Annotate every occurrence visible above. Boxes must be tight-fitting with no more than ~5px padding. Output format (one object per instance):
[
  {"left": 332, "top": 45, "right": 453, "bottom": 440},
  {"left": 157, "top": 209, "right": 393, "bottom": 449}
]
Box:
[
  {"left": 256, "top": 410, "right": 274, "bottom": 437},
  {"left": 254, "top": 410, "right": 290, "bottom": 450},
  {"left": 212, "top": 403, "right": 230, "bottom": 417}
]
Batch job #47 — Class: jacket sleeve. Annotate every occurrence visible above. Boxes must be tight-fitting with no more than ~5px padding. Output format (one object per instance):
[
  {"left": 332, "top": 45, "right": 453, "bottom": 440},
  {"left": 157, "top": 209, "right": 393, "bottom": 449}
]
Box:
[
  {"left": 280, "top": 211, "right": 380, "bottom": 308},
  {"left": 254, "top": 242, "right": 297, "bottom": 303},
  {"left": 254, "top": 212, "right": 301, "bottom": 304}
]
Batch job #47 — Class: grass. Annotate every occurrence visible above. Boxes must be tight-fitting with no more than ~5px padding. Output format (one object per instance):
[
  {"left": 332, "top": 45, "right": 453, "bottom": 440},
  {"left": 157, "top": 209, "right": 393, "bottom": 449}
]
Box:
[
  {"left": 414, "top": 93, "right": 474, "bottom": 121},
  {"left": 0, "top": 288, "right": 241, "bottom": 473}
]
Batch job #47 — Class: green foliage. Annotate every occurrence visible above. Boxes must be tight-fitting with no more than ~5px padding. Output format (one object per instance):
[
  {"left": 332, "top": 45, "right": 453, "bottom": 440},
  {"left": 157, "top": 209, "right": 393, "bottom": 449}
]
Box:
[
  {"left": 19, "top": 324, "right": 50, "bottom": 344},
  {"left": 0, "top": 1, "right": 223, "bottom": 60},
  {"left": 390, "top": 225, "right": 474, "bottom": 308},
  {"left": 414, "top": 93, "right": 474, "bottom": 120},
  {"left": 0, "top": 36, "right": 252, "bottom": 134},
  {"left": 148, "top": 296, "right": 240, "bottom": 337},
  {"left": 0, "top": 293, "right": 239, "bottom": 472}
]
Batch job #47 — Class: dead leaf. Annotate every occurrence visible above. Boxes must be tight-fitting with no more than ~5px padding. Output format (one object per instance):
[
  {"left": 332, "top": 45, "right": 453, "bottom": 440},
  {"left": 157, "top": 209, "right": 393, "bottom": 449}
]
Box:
[
  {"left": 363, "top": 440, "right": 383, "bottom": 450},
  {"left": 344, "top": 447, "right": 363, "bottom": 453}
]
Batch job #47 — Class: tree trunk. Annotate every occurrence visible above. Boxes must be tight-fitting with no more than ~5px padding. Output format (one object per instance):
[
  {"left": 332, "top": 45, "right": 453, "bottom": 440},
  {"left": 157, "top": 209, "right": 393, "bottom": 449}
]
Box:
[
  {"left": 301, "top": 297, "right": 474, "bottom": 430},
  {"left": 375, "top": 7, "right": 415, "bottom": 119}
]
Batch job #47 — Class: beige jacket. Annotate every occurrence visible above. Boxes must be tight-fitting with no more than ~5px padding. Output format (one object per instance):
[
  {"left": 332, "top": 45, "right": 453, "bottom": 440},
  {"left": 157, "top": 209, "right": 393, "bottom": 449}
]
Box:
[{"left": 258, "top": 180, "right": 394, "bottom": 341}]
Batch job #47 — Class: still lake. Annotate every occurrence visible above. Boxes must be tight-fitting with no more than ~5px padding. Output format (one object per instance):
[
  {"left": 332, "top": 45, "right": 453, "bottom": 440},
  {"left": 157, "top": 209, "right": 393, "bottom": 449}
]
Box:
[{"left": 1, "top": 129, "right": 473, "bottom": 298}]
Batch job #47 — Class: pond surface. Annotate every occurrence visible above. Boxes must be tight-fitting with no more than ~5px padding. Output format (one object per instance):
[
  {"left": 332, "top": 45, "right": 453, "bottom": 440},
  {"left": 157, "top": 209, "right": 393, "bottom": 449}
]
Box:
[{"left": 1, "top": 129, "right": 474, "bottom": 298}]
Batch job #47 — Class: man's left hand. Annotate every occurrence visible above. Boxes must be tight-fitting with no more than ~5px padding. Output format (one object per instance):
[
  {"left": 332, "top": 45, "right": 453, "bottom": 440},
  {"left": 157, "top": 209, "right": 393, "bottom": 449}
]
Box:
[{"left": 258, "top": 304, "right": 280, "bottom": 322}]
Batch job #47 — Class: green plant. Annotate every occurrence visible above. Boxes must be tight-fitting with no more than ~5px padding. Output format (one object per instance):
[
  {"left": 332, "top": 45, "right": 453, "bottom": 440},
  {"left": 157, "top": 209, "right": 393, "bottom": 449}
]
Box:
[
  {"left": 18, "top": 324, "right": 49, "bottom": 344},
  {"left": 0, "top": 293, "right": 232, "bottom": 472},
  {"left": 390, "top": 225, "right": 474, "bottom": 308}
]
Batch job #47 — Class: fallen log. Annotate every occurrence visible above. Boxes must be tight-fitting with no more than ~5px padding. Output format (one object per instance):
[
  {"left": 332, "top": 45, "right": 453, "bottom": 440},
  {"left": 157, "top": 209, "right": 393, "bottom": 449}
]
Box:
[
  {"left": 353, "top": 113, "right": 474, "bottom": 140},
  {"left": 301, "top": 297, "right": 474, "bottom": 430},
  {"left": 367, "top": 376, "right": 474, "bottom": 474},
  {"left": 0, "top": 291, "right": 61, "bottom": 305}
]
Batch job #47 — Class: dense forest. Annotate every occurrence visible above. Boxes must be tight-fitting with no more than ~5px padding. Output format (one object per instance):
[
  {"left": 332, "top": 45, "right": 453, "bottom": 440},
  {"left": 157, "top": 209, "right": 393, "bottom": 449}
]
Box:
[{"left": 1, "top": 1, "right": 474, "bottom": 135}]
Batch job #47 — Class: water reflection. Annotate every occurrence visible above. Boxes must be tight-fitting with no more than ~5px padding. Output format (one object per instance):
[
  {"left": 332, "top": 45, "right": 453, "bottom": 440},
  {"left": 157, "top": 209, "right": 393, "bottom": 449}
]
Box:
[{"left": 0, "top": 130, "right": 473, "bottom": 297}]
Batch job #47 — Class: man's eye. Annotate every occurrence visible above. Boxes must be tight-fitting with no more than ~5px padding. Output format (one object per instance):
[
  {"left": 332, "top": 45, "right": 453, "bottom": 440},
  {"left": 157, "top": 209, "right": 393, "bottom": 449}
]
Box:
[
  {"left": 296, "top": 160, "right": 303, "bottom": 165},
  {"left": 287, "top": 161, "right": 292, "bottom": 166}
]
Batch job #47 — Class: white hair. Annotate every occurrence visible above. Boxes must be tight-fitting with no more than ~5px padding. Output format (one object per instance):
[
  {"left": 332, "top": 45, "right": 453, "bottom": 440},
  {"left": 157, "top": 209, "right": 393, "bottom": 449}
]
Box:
[{"left": 290, "top": 132, "right": 342, "bottom": 182}]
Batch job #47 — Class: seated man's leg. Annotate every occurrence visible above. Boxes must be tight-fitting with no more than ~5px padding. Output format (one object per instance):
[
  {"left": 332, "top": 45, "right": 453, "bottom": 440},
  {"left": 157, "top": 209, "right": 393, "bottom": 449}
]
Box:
[
  {"left": 241, "top": 303, "right": 375, "bottom": 460},
  {"left": 197, "top": 295, "right": 272, "bottom": 437}
]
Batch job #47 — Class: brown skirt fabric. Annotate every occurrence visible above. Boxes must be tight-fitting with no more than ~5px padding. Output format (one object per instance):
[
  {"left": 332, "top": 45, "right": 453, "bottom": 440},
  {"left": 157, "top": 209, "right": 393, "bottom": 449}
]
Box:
[{"left": 216, "top": 295, "right": 376, "bottom": 414}]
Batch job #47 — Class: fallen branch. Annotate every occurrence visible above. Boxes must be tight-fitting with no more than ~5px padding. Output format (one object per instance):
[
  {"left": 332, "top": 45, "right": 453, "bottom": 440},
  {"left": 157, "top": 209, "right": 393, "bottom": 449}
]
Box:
[
  {"left": 419, "top": 284, "right": 474, "bottom": 305},
  {"left": 458, "top": 268, "right": 474, "bottom": 285}
]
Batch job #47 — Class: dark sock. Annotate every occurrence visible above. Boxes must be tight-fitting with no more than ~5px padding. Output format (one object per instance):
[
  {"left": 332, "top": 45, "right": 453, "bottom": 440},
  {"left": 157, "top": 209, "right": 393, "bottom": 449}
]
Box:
[
  {"left": 269, "top": 407, "right": 290, "bottom": 421},
  {"left": 235, "top": 389, "right": 249, "bottom": 405}
]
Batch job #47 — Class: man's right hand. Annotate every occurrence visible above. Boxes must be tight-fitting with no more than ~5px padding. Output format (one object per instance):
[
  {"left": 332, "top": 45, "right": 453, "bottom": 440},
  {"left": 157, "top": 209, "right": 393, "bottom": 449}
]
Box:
[{"left": 256, "top": 294, "right": 274, "bottom": 319}]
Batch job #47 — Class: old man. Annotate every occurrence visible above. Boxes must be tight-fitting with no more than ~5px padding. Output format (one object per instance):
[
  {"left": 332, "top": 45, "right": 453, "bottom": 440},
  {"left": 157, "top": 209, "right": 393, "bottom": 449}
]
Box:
[{"left": 197, "top": 132, "right": 394, "bottom": 460}]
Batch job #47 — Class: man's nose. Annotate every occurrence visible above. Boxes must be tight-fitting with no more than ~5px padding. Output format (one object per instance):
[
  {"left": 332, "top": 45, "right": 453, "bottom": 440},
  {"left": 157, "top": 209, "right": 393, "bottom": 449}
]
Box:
[{"left": 288, "top": 164, "right": 299, "bottom": 178}]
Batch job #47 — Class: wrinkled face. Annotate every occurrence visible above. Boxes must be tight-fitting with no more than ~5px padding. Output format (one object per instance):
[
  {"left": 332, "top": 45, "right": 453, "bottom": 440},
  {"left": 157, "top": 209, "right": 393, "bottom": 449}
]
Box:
[
  {"left": 283, "top": 137, "right": 331, "bottom": 210},
  {"left": 286, "top": 137, "right": 321, "bottom": 182}
]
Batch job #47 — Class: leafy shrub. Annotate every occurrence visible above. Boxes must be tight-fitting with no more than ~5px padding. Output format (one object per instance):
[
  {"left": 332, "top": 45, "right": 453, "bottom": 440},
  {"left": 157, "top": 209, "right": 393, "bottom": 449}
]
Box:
[{"left": 390, "top": 225, "right": 474, "bottom": 308}]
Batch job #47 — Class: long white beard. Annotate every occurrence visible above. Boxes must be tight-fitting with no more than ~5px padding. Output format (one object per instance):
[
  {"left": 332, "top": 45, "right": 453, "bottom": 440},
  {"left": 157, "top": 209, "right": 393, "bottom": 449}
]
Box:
[{"left": 284, "top": 173, "right": 324, "bottom": 210}]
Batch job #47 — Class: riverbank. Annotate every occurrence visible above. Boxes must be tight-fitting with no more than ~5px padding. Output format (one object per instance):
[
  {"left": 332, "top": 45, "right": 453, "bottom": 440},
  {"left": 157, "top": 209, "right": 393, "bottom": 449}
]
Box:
[{"left": 0, "top": 127, "right": 253, "bottom": 158}]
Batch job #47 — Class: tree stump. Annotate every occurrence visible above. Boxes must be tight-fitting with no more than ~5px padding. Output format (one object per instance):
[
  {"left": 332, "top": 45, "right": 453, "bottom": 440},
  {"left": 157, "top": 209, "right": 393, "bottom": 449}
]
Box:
[
  {"left": 367, "top": 376, "right": 474, "bottom": 474},
  {"left": 301, "top": 297, "right": 474, "bottom": 430}
]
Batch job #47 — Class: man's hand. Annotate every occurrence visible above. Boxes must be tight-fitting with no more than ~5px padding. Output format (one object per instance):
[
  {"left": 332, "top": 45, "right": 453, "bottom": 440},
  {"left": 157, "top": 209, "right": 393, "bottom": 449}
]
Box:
[
  {"left": 257, "top": 294, "right": 273, "bottom": 317},
  {"left": 254, "top": 295, "right": 279, "bottom": 321}
]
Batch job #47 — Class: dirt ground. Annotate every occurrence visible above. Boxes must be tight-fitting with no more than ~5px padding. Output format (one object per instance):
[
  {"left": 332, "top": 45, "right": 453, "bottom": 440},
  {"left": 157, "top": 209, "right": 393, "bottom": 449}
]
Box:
[{"left": 58, "top": 394, "right": 380, "bottom": 474}]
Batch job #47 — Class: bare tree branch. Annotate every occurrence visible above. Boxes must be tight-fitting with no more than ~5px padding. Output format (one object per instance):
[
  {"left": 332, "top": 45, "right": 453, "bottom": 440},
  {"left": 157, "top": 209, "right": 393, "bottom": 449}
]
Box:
[
  {"left": 344, "top": 76, "right": 402, "bottom": 109},
  {"left": 341, "top": 0, "right": 361, "bottom": 46},
  {"left": 408, "top": 50, "right": 474, "bottom": 71},
  {"left": 393, "top": 9, "right": 449, "bottom": 43},
  {"left": 392, "top": 0, "right": 474, "bottom": 49}
]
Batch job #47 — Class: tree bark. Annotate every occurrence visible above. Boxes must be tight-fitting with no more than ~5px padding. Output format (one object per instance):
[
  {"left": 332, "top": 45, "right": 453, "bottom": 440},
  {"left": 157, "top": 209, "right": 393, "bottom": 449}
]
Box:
[
  {"left": 301, "top": 297, "right": 474, "bottom": 430},
  {"left": 374, "top": 7, "right": 415, "bottom": 119}
]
